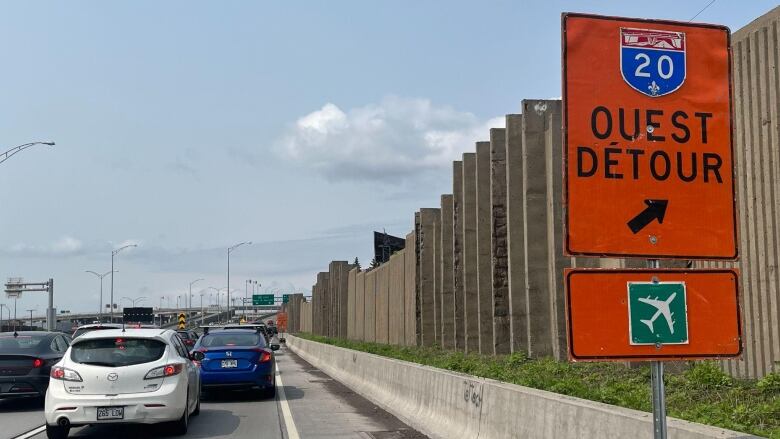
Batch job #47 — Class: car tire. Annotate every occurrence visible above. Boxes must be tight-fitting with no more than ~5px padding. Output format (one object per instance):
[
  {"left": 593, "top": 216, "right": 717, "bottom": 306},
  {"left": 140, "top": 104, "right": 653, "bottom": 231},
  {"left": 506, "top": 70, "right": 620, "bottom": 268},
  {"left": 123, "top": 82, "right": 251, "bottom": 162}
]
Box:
[
  {"left": 265, "top": 384, "right": 276, "bottom": 399},
  {"left": 192, "top": 395, "right": 200, "bottom": 416},
  {"left": 169, "top": 392, "right": 189, "bottom": 436},
  {"left": 45, "top": 424, "right": 70, "bottom": 439}
]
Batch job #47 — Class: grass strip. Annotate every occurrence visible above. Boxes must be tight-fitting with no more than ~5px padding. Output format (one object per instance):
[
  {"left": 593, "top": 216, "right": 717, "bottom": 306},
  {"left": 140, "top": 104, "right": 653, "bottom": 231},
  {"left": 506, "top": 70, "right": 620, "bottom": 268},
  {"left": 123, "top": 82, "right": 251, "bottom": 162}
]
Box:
[{"left": 294, "top": 333, "right": 780, "bottom": 438}]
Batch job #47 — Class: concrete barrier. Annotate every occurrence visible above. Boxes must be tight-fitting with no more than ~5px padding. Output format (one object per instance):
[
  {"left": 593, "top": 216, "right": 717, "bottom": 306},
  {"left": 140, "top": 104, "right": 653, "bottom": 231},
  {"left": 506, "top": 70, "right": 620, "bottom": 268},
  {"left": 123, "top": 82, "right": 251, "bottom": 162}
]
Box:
[{"left": 286, "top": 335, "right": 756, "bottom": 439}]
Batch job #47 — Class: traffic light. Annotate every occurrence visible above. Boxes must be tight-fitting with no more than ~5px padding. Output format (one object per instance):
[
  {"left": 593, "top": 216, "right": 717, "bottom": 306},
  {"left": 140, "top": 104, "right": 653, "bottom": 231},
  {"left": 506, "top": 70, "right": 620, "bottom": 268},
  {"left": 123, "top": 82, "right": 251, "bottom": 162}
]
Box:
[{"left": 178, "top": 313, "right": 186, "bottom": 330}]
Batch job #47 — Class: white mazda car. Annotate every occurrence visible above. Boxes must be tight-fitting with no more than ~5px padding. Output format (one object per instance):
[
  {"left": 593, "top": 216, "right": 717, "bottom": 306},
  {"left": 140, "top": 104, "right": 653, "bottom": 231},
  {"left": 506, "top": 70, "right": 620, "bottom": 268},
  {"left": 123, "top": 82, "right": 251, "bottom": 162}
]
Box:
[{"left": 44, "top": 328, "right": 201, "bottom": 439}]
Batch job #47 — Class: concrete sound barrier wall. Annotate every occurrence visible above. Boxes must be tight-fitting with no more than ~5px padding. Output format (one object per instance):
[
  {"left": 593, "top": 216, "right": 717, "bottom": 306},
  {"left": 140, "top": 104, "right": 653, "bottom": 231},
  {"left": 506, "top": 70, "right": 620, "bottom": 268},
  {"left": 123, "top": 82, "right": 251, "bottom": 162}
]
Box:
[
  {"left": 355, "top": 270, "right": 365, "bottom": 341},
  {"left": 404, "top": 232, "right": 417, "bottom": 346},
  {"left": 347, "top": 268, "right": 357, "bottom": 340},
  {"left": 287, "top": 335, "right": 754, "bottom": 439},
  {"left": 388, "top": 251, "right": 405, "bottom": 345},
  {"left": 376, "top": 263, "right": 390, "bottom": 344}
]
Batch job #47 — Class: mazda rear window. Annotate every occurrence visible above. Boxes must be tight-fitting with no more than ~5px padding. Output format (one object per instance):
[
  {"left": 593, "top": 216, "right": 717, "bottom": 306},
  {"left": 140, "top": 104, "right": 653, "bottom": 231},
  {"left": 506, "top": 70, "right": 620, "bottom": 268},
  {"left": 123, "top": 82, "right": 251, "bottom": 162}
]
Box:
[
  {"left": 73, "top": 326, "right": 118, "bottom": 339},
  {"left": 0, "top": 334, "right": 48, "bottom": 354},
  {"left": 71, "top": 338, "right": 166, "bottom": 367},
  {"left": 201, "top": 333, "right": 264, "bottom": 347}
]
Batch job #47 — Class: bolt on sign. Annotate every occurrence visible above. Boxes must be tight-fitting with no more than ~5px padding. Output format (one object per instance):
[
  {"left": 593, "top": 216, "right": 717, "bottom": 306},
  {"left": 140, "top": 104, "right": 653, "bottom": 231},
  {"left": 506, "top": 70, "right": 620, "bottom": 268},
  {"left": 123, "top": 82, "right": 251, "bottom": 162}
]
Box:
[
  {"left": 562, "top": 13, "right": 737, "bottom": 259},
  {"left": 565, "top": 269, "right": 741, "bottom": 361}
]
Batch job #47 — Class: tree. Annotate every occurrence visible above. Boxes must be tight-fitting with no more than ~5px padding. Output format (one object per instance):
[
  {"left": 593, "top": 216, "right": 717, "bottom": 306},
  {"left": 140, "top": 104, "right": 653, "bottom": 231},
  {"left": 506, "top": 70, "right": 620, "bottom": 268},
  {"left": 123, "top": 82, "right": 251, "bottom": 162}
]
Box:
[
  {"left": 353, "top": 257, "right": 361, "bottom": 270},
  {"left": 369, "top": 258, "right": 380, "bottom": 269}
]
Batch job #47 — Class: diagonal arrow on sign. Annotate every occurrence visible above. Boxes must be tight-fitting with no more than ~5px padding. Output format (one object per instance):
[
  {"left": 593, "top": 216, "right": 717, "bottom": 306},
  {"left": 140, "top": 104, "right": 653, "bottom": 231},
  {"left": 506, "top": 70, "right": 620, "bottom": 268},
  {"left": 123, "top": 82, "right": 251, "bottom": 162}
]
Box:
[{"left": 627, "top": 199, "right": 669, "bottom": 234}]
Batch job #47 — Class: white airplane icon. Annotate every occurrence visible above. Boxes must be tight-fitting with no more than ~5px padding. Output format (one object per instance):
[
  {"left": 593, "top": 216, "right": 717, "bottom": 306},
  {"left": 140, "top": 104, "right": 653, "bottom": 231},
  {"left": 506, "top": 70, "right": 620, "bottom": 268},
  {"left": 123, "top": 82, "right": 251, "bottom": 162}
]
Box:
[{"left": 638, "top": 292, "right": 676, "bottom": 334}]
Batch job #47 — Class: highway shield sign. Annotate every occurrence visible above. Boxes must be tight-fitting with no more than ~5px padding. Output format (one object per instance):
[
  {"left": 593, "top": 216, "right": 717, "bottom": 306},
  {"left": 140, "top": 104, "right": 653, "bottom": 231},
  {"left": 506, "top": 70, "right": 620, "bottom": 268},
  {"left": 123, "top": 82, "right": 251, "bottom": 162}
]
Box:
[
  {"left": 562, "top": 13, "right": 737, "bottom": 259},
  {"left": 565, "top": 269, "right": 741, "bottom": 361}
]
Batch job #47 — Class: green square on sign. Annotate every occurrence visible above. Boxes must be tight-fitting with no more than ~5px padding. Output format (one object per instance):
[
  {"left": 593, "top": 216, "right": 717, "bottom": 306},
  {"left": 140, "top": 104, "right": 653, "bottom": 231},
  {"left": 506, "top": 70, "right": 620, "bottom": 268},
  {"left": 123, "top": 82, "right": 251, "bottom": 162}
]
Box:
[
  {"left": 627, "top": 281, "right": 689, "bottom": 345},
  {"left": 283, "top": 294, "right": 289, "bottom": 303}
]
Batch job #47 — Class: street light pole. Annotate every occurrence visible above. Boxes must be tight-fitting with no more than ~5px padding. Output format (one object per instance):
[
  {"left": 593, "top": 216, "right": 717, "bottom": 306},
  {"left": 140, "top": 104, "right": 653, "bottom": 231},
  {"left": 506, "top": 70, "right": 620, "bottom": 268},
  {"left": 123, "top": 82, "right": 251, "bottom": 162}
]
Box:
[
  {"left": 188, "top": 278, "right": 204, "bottom": 319},
  {"left": 121, "top": 296, "right": 147, "bottom": 308},
  {"left": 0, "top": 304, "right": 5, "bottom": 331},
  {"left": 110, "top": 244, "right": 137, "bottom": 323},
  {"left": 26, "top": 309, "right": 34, "bottom": 329},
  {"left": 0, "top": 141, "right": 55, "bottom": 165},
  {"left": 227, "top": 241, "right": 251, "bottom": 323},
  {"left": 200, "top": 293, "right": 204, "bottom": 326},
  {"left": 86, "top": 270, "right": 115, "bottom": 321}
]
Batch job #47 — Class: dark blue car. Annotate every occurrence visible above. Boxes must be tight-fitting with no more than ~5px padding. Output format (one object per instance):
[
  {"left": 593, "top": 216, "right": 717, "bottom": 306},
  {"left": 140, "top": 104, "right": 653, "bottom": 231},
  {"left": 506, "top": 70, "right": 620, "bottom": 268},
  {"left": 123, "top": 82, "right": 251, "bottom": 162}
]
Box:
[{"left": 192, "top": 329, "right": 277, "bottom": 397}]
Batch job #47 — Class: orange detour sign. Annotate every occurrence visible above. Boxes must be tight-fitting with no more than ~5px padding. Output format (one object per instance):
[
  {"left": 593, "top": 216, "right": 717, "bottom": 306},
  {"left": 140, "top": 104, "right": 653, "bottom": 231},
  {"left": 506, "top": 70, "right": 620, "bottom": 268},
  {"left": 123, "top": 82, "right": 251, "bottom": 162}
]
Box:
[
  {"left": 565, "top": 269, "right": 742, "bottom": 361},
  {"left": 562, "top": 13, "right": 737, "bottom": 259}
]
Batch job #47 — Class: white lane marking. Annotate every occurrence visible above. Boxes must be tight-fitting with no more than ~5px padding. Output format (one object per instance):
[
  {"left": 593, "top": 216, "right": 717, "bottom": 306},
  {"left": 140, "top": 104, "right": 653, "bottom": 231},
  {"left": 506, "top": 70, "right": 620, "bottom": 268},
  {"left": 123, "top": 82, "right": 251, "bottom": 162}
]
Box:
[
  {"left": 13, "top": 425, "right": 45, "bottom": 439},
  {"left": 275, "top": 359, "right": 301, "bottom": 439}
]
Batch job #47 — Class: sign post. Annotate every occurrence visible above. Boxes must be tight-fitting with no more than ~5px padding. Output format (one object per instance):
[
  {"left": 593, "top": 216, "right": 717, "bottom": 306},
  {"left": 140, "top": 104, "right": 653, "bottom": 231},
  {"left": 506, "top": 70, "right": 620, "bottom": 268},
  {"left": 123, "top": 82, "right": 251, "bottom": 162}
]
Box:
[{"left": 563, "top": 13, "right": 740, "bottom": 439}]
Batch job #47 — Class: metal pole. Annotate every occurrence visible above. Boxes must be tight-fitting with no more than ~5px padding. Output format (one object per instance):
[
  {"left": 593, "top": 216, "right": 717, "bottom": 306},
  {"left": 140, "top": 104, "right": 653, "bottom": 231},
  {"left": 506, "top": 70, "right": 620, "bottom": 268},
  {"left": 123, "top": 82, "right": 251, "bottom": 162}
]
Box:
[
  {"left": 99, "top": 276, "right": 103, "bottom": 320},
  {"left": 200, "top": 294, "right": 204, "bottom": 326},
  {"left": 651, "top": 361, "right": 667, "bottom": 439},
  {"left": 14, "top": 297, "right": 17, "bottom": 330},
  {"left": 47, "top": 278, "right": 54, "bottom": 331},
  {"left": 647, "top": 258, "right": 667, "bottom": 439},
  {"left": 0, "top": 304, "right": 4, "bottom": 331},
  {"left": 227, "top": 249, "right": 230, "bottom": 321},
  {"left": 110, "top": 253, "right": 115, "bottom": 323}
]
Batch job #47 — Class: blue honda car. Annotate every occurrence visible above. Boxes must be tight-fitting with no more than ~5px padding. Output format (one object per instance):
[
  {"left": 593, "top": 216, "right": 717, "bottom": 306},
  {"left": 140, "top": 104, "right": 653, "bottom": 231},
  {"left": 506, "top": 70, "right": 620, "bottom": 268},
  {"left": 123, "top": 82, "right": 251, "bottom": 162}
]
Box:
[{"left": 192, "top": 328, "right": 277, "bottom": 397}]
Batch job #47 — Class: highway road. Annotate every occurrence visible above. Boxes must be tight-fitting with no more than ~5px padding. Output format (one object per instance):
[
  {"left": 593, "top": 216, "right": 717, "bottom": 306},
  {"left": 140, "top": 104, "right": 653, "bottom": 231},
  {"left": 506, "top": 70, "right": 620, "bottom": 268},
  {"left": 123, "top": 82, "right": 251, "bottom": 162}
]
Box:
[{"left": 0, "top": 345, "right": 425, "bottom": 439}]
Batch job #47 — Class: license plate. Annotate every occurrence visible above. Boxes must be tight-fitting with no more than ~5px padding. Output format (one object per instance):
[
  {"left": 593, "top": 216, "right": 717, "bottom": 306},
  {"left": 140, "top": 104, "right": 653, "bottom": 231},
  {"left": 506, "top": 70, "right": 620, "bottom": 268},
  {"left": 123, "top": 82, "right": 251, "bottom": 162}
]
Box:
[
  {"left": 221, "top": 359, "right": 238, "bottom": 368},
  {"left": 97, "top": 406, "right": 124, "bottom": 420}
]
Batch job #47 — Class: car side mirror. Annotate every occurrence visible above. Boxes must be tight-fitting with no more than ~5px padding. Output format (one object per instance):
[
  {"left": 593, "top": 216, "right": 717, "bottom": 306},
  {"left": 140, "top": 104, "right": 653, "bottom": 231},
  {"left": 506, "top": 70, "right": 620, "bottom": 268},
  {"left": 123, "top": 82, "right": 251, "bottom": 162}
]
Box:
[
  {"left": 271, "top": 344, "right": 280, "bottom": 351},
  {"left": 190, "top": 351, "right": 205, "bottom": 361}
]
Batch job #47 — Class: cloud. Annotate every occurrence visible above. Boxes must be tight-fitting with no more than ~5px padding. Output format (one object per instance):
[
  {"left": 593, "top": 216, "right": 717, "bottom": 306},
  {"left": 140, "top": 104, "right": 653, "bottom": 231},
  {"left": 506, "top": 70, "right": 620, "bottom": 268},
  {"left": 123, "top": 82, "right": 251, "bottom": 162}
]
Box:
[
  {"left": 276, "top": 96, "right": 503, "bottom": 182},
  {"left": 3, "top": 237, "right": 145, "bottom": 258},
  {"left": 9, "top": 235, "right": 85, "bottom": 256}
]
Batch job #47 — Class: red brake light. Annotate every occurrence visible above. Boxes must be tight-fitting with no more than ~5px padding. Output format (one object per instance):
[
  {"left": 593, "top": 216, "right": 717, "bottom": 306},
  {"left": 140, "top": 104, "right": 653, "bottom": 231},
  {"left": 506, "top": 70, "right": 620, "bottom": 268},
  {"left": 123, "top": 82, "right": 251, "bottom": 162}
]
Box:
[
  {"left": 51, "top": 367, "right": 64, "bottom": 379},
  {"left": 164, "top": 364, "right": 183, "bottom": 376},
  {"left": 32, "top": 358, "right": 44, "bottom": 368},
  {"left": 259, "top": 351, "right": 272, "bottom": 363}
]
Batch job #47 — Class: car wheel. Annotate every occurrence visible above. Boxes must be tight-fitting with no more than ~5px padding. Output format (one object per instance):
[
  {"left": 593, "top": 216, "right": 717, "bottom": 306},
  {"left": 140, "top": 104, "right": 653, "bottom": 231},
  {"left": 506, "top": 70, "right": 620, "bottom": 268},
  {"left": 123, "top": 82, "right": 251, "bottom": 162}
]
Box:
[
  {"left": 169, "top": 392, "right": 189, "bottom": 436},
  {"left": 265, "top": 384, "right": 276, "bottom": 399},
  {"left": 45, "top": 424, "right": 70, "bottom": 439}
]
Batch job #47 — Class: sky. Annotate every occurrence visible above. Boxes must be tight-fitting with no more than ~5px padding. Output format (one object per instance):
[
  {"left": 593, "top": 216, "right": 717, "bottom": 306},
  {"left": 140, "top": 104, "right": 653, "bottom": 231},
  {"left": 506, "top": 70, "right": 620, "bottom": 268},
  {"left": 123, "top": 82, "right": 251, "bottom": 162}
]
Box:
[{"left": 0, "top": 0, "right": 775, "bottom": 318}]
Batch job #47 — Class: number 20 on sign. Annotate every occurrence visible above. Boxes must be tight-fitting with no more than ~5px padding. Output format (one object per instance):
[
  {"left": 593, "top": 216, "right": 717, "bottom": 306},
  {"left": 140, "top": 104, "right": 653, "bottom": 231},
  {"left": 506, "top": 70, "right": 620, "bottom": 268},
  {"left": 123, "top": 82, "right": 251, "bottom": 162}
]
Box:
[{"left": 563, "top": 13, "right": 737, "bottom": 259}]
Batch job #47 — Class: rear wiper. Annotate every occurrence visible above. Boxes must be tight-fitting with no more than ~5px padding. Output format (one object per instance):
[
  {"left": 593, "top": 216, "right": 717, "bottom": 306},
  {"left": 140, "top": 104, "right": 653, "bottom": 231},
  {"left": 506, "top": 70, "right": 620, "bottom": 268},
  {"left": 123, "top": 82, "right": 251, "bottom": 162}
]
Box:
[{"left": 77, "top": 361, "right": 116, "bottom": 367}]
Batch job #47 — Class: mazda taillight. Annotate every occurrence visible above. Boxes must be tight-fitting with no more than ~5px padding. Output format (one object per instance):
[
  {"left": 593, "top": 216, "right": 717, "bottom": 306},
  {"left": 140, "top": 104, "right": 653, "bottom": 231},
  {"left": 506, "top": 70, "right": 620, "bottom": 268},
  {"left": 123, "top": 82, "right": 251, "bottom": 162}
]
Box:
[
  {"left": 32, "top": 358, "right": 44, "bottom": 368},
  {"left": 144, "top": 363, "right": 184, "bottom": 380},
  {"left": 50, "top": 366, "right": 83, "bottom": 382}
]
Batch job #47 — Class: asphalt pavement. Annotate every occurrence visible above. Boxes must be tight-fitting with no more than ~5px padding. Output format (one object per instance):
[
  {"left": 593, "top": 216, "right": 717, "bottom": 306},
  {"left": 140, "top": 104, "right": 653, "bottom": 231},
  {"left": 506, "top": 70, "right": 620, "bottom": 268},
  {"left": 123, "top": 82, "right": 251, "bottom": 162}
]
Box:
[{"left": 0, "top": 344, "right": 425, "bottom": 439}]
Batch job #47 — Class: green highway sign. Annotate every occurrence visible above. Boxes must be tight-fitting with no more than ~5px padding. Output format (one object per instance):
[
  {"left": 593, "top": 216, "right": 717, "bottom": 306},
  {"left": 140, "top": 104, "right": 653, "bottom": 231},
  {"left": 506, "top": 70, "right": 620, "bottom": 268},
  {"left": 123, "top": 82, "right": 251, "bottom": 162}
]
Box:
[
  {"left": 282, "top": 294, "right": 290, "bottom": 303},
  {"left": 253, "top": 294, "right": 274, "bottom": 306},
  {"left": 627, "top": 282, "right": 689, "bottom": 345}
]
